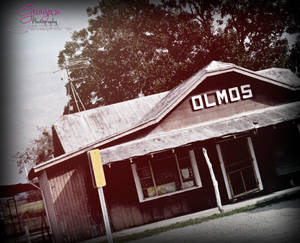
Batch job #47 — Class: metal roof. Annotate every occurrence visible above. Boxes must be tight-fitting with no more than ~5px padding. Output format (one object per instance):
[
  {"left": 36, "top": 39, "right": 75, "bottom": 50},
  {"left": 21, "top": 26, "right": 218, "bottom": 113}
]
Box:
[
  {"left": 0, "top": 183, "right": 39, "bottom": 198},
  {"left": 54, "top": 92, "right": 168, "bottom": 153},
  {"left": 53, "top": 61, "right": 300, "bottom": 154},
  {"left": 256, "top": 68, "right": 300, "bottom": 89},
  {"left": 31, "top": 61, "right": 300, "bottom": 177},
  {"left": 100, "top": 101, "right": 300, "bottom": 164}
]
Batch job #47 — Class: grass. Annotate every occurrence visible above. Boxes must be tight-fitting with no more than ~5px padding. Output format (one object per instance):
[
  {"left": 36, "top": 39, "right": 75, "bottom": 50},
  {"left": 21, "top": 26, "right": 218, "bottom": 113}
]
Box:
[{"left": 101, "top": 192, "right": 300, "bottom": 243}]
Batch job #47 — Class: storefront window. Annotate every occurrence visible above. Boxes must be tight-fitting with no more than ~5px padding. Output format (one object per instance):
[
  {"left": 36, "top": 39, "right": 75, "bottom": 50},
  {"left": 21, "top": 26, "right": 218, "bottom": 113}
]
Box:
[
  {"left": 135, "top": 159, "right": 156, "bottom": 198},
  {"left": 132, "top": 149, "right": 202, "bottom": 202},
  {"left": 177, "top": 152, "right": 196, "bottom": 189}
]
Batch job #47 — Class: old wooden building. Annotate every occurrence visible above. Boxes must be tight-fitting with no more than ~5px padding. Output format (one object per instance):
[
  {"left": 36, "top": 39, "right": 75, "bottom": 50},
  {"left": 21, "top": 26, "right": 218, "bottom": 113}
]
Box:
[{"left": 29, "top": 61, "right": 300, "bottom": 242}]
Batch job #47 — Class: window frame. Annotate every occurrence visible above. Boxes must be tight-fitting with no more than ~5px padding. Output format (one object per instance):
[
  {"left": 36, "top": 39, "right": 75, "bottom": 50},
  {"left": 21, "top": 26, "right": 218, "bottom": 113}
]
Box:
[
  {"left": 216, "top": 136, "right": 263, "bottom": 200},
  {"left": 131, "top": 149, "right": 202, "bottom": 203}
]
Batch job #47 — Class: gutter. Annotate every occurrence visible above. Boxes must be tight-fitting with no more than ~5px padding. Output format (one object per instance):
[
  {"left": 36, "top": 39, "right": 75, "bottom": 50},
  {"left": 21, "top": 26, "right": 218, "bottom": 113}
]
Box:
[{"left": 28, "top": 65, "right": 300, "bottom": 179}]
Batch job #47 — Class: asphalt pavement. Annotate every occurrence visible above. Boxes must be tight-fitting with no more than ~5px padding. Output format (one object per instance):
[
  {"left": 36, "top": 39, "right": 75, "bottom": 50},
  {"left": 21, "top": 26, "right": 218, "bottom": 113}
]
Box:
[
  {"left": 129, "top": 195, "right": 300, "bottom": 243},
  {"left": 82, "top": 186, "right": 300, "bottom": 243}
]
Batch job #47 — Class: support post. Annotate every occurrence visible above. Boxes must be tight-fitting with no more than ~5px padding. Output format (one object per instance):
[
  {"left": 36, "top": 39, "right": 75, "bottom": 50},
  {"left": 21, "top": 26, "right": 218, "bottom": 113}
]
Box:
[
  {"left": 216, "top": 144, "right": 232, "bottom": 200},
  {"left": 38, "top": 171, "right": 63, "bottom": 242},
  {"left": 247, "top": 137, "right": 263, "bottom": 191},
  {"left": 98, "top": 187, "right": 113, "bottom": 243},
  {"left": 88, "top": 149, "right": 113, "bottom": 243},
  {"left": 202, "top": 147, "right": 224, "bottom": 213}
]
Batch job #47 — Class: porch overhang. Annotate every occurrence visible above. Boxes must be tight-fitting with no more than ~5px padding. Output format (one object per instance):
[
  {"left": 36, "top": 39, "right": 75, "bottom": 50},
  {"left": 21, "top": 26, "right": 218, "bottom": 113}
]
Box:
[{"left": 100, "top": 101, "right": 300, "bottom": 164}]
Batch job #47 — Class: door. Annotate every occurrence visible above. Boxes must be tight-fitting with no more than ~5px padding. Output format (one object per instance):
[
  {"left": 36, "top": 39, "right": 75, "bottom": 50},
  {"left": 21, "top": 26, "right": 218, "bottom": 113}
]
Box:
[{"left": 219, "top": 137, "right": 261, "bottom": 198}]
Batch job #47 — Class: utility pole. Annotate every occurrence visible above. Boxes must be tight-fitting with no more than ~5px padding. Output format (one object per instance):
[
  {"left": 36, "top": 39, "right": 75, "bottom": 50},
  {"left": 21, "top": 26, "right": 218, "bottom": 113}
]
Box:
[{"left": 57, "top": 59, "right": 89, "bottom": 113}]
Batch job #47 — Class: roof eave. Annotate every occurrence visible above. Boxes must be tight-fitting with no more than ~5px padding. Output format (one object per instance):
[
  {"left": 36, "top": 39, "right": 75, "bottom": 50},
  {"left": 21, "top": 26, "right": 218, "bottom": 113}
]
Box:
[{"left": 28, "top": 63, "right": 299, "bottom": 178}]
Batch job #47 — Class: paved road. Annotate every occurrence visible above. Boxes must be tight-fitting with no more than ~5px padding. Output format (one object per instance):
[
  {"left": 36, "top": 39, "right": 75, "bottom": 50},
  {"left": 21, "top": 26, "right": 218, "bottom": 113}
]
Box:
[{"left": 129, "top": 198, "right": 300, "bottom": 243}]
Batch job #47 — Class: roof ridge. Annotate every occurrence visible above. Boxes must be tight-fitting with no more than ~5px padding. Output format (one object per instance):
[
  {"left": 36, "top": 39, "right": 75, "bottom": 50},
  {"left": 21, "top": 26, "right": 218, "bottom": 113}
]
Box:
[
  {"left": 51, "top": 61, "right": 299, "bottom": 165},
  {"left": 138, "top": 60, "right": 234, "bottom": 124}
]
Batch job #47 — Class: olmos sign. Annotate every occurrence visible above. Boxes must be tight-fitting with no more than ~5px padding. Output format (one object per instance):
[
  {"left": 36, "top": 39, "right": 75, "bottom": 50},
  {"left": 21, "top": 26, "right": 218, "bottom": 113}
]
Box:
[{"left": 191, "top": 84, "right": 253, "bottom": 111}]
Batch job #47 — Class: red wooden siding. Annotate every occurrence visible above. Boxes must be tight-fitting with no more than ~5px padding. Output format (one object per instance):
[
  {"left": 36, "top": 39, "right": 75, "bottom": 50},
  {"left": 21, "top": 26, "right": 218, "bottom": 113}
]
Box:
[
  {"left": 150, "top": 72, "right": 297, "bottom": 134},
  {"left": 46, "top": 156, "right": 103, "bottom": 242},
  {"left": 103, "top": 147, "right": 220, "bottom": 232},
  {"left": 45, "top": 129, "right": 299, "bottom": 240}
]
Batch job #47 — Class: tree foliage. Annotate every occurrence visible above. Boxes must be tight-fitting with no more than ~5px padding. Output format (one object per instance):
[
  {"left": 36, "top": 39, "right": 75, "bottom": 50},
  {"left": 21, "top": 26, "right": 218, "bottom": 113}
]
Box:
[
  {"left": 58, "top": 0, "right": 300, "bottom": 114},
  {"left": 16, "top": 127, "right": 53, "bottom": 175},
  {"left": 287, "top": 35, "right": 300, "bottom": 74}
]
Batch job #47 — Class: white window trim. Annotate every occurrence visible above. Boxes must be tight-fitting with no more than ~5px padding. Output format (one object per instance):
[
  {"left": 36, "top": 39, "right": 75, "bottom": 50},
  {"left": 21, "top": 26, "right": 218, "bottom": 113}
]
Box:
[
  {"left": 131, "top": 163, "right": 144, "bottom": 202},
  {"left": 131, "top": 149, "right": 202, "bottom": 203},
  {"left": 189, "top": 150, "right": 202, "bottom": 187}
]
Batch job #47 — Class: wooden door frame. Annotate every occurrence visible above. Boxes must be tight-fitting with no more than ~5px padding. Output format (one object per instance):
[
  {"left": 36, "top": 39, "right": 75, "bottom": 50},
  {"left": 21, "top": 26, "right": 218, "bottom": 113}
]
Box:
[{"left": 216, "top": 136, "right": 263, "bottom": 200}]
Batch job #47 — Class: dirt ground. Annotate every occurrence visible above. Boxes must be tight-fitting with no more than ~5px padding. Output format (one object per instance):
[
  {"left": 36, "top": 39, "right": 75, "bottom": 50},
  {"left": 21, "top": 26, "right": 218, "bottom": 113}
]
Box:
[{"left": 130, "top": 198, "right": 300, "bottom": 243}]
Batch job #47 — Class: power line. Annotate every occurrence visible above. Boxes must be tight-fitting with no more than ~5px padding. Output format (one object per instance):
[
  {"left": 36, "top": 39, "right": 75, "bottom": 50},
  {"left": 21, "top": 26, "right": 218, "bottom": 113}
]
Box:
[
  {"left": 74, "top": 84, "right": 86, "bottom": 111},
  {"left": 63, "top": 59, "right": 89, "bottom": 113},
  {"left": 70, "top": 80, "right": 80, "bottom": 112}
]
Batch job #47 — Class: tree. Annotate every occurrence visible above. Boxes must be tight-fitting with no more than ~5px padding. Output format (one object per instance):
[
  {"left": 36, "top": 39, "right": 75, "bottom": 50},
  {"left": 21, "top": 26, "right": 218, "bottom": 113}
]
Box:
[
  {"left": 214, "top": 0, "right": 293, "bottom": 70},
  {"left": 287, "top": 35, "right": 300, "bottom": 75},
  {"left": 58, "top": 0, "right": 223, "bottom": 114},
  {"left": 58, "top": 0, "right": 299, "bottom": 114},
  {"left": 16, "top": 127, "right": 53, "bottom": 176}
]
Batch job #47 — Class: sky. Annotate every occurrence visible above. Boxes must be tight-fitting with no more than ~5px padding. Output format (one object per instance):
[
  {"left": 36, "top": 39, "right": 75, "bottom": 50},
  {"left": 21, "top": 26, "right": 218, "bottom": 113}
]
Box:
[{"left": 1, "top": 0, "right": 99, "bottom": 185}]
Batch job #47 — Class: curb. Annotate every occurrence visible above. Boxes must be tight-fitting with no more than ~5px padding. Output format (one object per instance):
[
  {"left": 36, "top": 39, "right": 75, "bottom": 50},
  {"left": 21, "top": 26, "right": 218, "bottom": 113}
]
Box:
[{"left": 255, "top": 186, "right": 300, "bottom": 205}]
